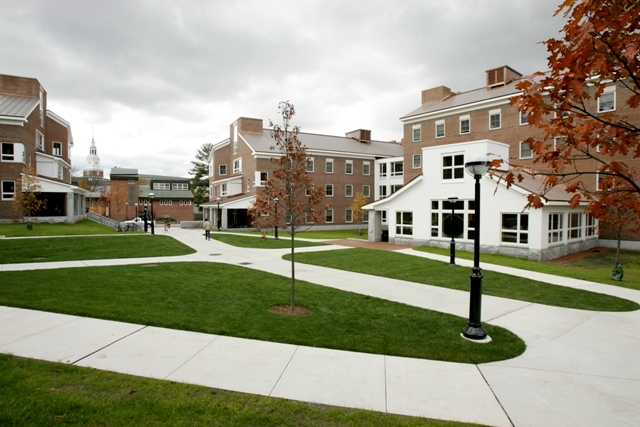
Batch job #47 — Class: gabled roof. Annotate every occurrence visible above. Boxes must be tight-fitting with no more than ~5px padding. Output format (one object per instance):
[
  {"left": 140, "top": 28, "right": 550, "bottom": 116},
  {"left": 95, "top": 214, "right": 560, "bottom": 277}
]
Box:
[
  {"left": 139, "top": 184, "right": 193, "bottom": 199},
  {"left": 240, "top": 130, "right": 403, "bottom": 158},
  {"left": 490, "top": 169, "right": 583, "bottom": 203},
  {"left": 110, "top": 167, "right": 138, "bottom": 177},
  {"left": 0, "top": 94, "right": 39, "bottom": 120}
]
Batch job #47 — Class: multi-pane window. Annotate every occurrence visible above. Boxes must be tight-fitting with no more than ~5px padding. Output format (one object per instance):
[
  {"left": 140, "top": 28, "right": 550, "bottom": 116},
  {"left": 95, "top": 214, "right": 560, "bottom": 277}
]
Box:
[
  {"left": 519, "top": 141, "right": 533, "bottom": 159},
  {"left": 412, "top": 125, "right": 421, "bottom": 142},
  {"left": 179, "top": 200, "right": 192, "bottom": 206},
  {"left": 598, "top": 87, "right": 616, "bottom": 112},
  {"left": 325, "top": 209, "right": 334, "bottom": 223},
  {"left": 345, "top": 184, "right": 353, "bottom": 197},
  {"left": 233, "top": 158, "right": 242, "bottom": 174},
  {"left": 519, "top": 110, "right": 531, "bottom": 125},
  {"left": 379, "top": 163, "right": 387, "bottom": 177},
  {"left": 586, "top": 213, "right": 597, "bottom": 237},
  {"left": 219, "top": 164, "right": 227, "bottom": 175},
  {"left": 53, "top": 142, "right": 62, "bottom": 156},
  {"left": 2, "top": 180, "right": 15, "bottom": 200},
  {"left": 568, "top": 213, "right": 582, "bottom": 239},
  {"left": 325, "top": 184, "right": 334, "bottom": 197},
  {"left": 489, "top": 109, "right": 501, "bottom": 129},
  {"left": 391, "top": 185, "right": 402, "bottom": 194},
  {"left": 220, "top": 183, "right": 227, "bottom": 196},
  {"left": 381, "top": 210, "right": 387, "bottom": 223},
  {"left": 363, "top": 162, "right": 370, "bottom": 175},
  {"left": 431, "top": 201, "right": 439, "bottom": 237},
  {"left": 36, "top": 131, "right": 44, "bottom": 150},
  {"left": 431, "top": 200, "right": 474, "bottom": 239},
  {"left": 307, "top": 157, "right": 314, "bottom": 172},
  {"left": 345, "top": 209, "right": 353, "bottom": 223},
  {"left": 391, "top": 161, "right": 403, "bottom": 176},
  {"left": 395, "top": 212, "right": 413, "bottom": 236},
  {"left": 345, "top": 160, "right": 353, "bottom": 174},
  {"left": 57, "top": 165, "right": 63, "bottom": 179},
  {"left": 153, "top": 183, "right": 170, "bottom": 190},
  {"left": 548, "top": 213, "right": 563, "bottom": 243},
  {"left": 2, "top": 143, "right": 15, "bottom": 161},
  {"left": 325, "top": 159, "right": 334, "bottom": 173},
  {"left": 501, "top": 214, "right": 529, "bottom": 244},
  {"left": 442, "top": 154, "right": 464, "bottom": 180},
  {"left": 413, "top": 154, "right": 421, "bottom": 169},
  {"left": 172, "top": 183, "right": 189, "bottom": 190},
  {"left": 254, "top": 171, "right": 268, "bottom": 186},
  {"left": 553, "top": 137, "right": 566, "bottom": 151},
  {"left": 459, "top": 115, "right": 470, "bottom": 134},
  {"left": 363, "top": 185, "right": 370, "bottom": 198},
  {"left": 379, "top": 186, "right": 387, "bottom": 198},
  {"left": 435, "top": 120, "right": 445, "bottom": 138}
]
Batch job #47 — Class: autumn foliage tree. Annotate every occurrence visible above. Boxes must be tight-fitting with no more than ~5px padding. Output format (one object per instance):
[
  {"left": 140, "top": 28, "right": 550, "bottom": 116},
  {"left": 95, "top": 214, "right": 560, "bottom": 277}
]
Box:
[
  {"left": 248, "top": 101, "right": 326, "bottom": 311},
  {"left": 509, "top": 0, "right": 639, "bottom": 218},
  {"left": 350, "top": 192, "right": 369, "bottom": 236},
  {"left": 12, "top": 165, "right": 46, "bottom": 228}
]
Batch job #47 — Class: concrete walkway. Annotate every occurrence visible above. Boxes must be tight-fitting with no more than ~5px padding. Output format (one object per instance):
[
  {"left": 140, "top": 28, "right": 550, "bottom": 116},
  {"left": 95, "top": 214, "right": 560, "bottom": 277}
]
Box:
[{"left": 1, "top": 228, "right": 639, "bottom": 426}]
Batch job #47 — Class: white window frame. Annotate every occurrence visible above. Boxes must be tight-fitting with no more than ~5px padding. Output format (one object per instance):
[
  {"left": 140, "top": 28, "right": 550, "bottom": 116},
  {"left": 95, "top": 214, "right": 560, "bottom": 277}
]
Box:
[
  {"left": 233, "top": 158, "right": 242, "bottom": 174},
  {"left": 325, "top": 209, "right": 334, "bottom": 223},
  {"left": 57, "top": 164, "right": 63, "bottom": 179},
  {"left": 220, "top": 183, "right": 228, "bottom": 196},
  {"left": 345, "top": 209, "right": 353, "bottom": 223},
  {"left": 435, "top": 120, "right": 445, "bottom": 138},
  {"left": 52, "top": 141, "right": 62, "bottom": 156},
  {"left": 345, "top": 184, "right": 353, "bottom": 197},
  {"left": 519, "top": 110, "right": 531, "bottom": 125},
  {"left": 598, "top": 86, "right": 616, "bottom": 112},
  {"left": 553, "top": 137, "right": 566, "bottom": 151},
  {"left": 412, "top": 125, "right": 421, "bottom": 142},
  {"left": 489, "top": 109, "right": 501, "bottom": 130},
  {"left": 254, "top": 171, "right": 268, "bottom": 187},
  {"left": 153, "top": 183, "right": 170, "bottom": 190},
  {"left": 548, "top": 213, "right": 564, "bottom": 244},
  {"left": 363, "top": 185, "right": 370, "bottom": 198},
  {"left": 396, "top": 211, "right": 413, "bottom": 236},
  {"left": 379, "top": 185, "right": 387, "bottom": 198},
  {"left": 391, "top": 184, "right": 402, "bottom": 194},
  {"left": 345, "top": 160, "right": 353, "bottom": 175},
  {"left": 442, "top": 154, "right": 464, "bottom": 180},
  {"left": 519, "top": 141, "right": 533, "bottom": 159},
  {"left": 363, "top": 161, "right": 370, "bottom": 176},
  {"left": 36, "top": 131, "right": 44, "bottom": 150},
  {"left": 501, "top": 213, "right": 529, "bottom": 244},
  {"left": 172, "top": 183, "right": 188, "bottom": 190},
  {"left": 459, "top": 115, "right": 470, "bottom": 134},
  {"left": 2, "top": 180, "right": 15, "bottom": 200},
  {"left": 568, "top": 212, "right": 582, "bottom": 240},
  {"left": 379, "top": 163, "right": 387, "bottom": 177},
  {"left": 391, "top": 161, "right": 403, "bottom": 177},
  {"left": 325, "top": 159, "right": 334, "bottom": 174},
  {"left": 586, "top": 213, "right": 597, "bottom": 237},
  {"left": 306, "top": 157, "right": 314, "bottom": 173},
  {"left": 1, "top": 142, "right": 25, "bottom": 163},
  {"left": 325, "top": 184, "right": 334, "bottom": 197},
  {"left": 219, "top": 164, "right": 227, "bottom": 175},
  {"left": 412, "top": 154, "right": 421, "bottom": 169}
]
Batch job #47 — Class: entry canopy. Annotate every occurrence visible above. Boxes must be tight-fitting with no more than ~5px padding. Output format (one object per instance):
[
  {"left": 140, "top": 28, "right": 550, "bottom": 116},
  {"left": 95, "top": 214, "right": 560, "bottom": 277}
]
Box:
[{"left": 465, "top": 153, "right": 490, "bottom": 177}]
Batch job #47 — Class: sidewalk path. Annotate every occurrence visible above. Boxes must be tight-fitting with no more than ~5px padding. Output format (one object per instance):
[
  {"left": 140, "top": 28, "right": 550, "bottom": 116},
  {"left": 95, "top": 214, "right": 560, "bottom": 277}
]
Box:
[{"left": 1, "top": 228, "right": 639, "bottom": 426}]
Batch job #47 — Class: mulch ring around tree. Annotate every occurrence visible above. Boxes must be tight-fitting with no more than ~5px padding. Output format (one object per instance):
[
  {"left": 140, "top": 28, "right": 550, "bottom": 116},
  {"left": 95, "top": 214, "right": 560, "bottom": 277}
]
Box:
[{"left": 269, "top": 305, "right": 312, "bottom": 316}]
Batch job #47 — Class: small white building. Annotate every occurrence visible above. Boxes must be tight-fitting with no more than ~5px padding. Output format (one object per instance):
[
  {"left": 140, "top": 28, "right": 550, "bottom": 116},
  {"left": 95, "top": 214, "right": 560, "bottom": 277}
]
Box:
[{"left": 364, "top": 140, "right": 598, "bottom": 261}]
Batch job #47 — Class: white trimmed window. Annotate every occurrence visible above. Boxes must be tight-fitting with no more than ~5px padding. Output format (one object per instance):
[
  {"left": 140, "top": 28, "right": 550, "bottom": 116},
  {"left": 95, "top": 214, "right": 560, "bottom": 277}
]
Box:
[
  {"left": 254, "top": 171, "right": 268, "bottom": 186},
  {"left": 391, "top": 161, "right": 403, "bottom": 177},
  {"left": 442, "top": 154, "right": 464, "bottom": 180},
  {"left": 363, "top": 185, "right": 370, "bottom": 198},
  {"left": 391, "top": 184, "right": 402, "bottom": 194},
  {"left": 53, "top": 142, "right": 62, "bottom": 156},
  {"left": 489, "top": 109, "right": 501, "bottom": 130},
  {"left": 2, "top": 180, "right": 15, "bottom": 200},
  {"left": 325, "top": 159, "right": 334, "bottom": 173},
  {"left": 325, "top": 184, "right": 334, "bottom": 197},
  {"left": 459, "top": 115, "right": 470, "bottom": 134},
  {"left": 553, "top": 137, "right": 566, "bottom": 151},
  {"left": 233, "top": 158, "right": 242, "bottom": 174},
  {"left": 501, "top": 213, "right": 529, "bottom": 244},
  {"left": 219, "top": 164, "right": 227, "bottom": 175},
  {"left": 36, "top": 131, "right": 44, "bottom": 150},
  {"left": 220, "top": 183, "right": 227, "bottom": 196},
  {"left": 548, "top": 213, "right": 563, "bottom": 243},
  {"left": 568, "top": 213, "right": 582, "bottom": 239},
  {"left": 153, "top": 183, "right": 170, "bottom": 190},
  {"left": 379, "top": 186, "right": 387, "bottom": 198},
  {"left": 381, "top": 210, "right": 387, "bottom": 223},
  {"left": 519, "top": 141, "right": 533, "bottom": 159},
  {"left": 345, "top": 160, "right": 353, "bottom": 174},
  {"left": 519, "top": 110, "right": 531, "bottom": 125},
  {"left": 345, "top": 209, "right": 353, "bottom": 223},
  {"left": 431, "top": 199, "right": 475, "bottom": 240},
  {"left": 435, "top": 120, "right": 445, "bottom": 138},
  {"left": 598, "top": 86, "right": 616, "bottom": 112},
  {"left": 345, "top": 184, "right": 353, "bottom": 197},
  {"left": 412, "top": 125, "right": 421, "bottom": 142},
  {"left": 325, "top": 209, "right": 334, "bottom": 223},
  {"left": 379, "top": 163, "right": 387, "bottom": 177},
  {"left": 1, "top": 142, "right": 25, "bottom": 163},
  {"left": 396, "top": 212, "right": 413, "bottom": 236},
  {"left": 412, "top": 154, "right": 421, "bottom": 169},
  {"left": 586, "top": 213, "right": 597, "bottom": 237},
  {"left": 172, "top": 183, "right": 188, "bottom": 190},
  {"left": 57, "top": 164, "right": 63, "bottom": 179},
  {"left": 363, "top": 161, "right": 370, "bottom": 175},
  {"left": 306, "top": 157, "right": 314, "bottom": 172}
]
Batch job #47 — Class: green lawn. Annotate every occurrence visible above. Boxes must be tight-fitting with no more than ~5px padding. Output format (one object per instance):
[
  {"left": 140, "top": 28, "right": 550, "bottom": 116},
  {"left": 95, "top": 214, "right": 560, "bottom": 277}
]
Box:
[
  {"left": 289, "top": 248, "right": 639, "bottom": 312},
  {"left": 0, "top": 355, "right": 479, "bottom": 427},
  {"left": 211, "top": 233, "right": 324, "bottom": 248},
  {"left": 0, "top": 220, "right": 116, "bottom": 237},
  {"left": 229, "top": 228, "right": 369, "bottom": 240},
  {"left": 0, "top": 235, "right": 195, "bottom": 264},
  {"left": 415, "top": 246, "right": 640, "bottom": 291},
  {"left": 0, "top": 262, "right": 525, "bottom": 364}
]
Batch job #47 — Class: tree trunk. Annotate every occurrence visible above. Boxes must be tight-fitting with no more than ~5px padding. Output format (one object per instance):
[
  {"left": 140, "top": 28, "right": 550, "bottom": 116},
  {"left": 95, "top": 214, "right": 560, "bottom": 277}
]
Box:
[{"left": 615, "top": 224, "right": 622, "bottom": 265}]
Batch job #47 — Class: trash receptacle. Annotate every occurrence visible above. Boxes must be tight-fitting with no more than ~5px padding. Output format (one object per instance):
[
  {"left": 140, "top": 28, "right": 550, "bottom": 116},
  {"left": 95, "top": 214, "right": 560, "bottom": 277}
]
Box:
[{"left": 381, "top": 230, "right": 388, "bottom": 242}]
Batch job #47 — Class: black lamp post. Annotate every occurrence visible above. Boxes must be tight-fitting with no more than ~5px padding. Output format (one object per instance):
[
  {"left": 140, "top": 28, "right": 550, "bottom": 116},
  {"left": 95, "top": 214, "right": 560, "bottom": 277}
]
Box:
[
  {"left": 125, "top": 202, "right": 129, "bottom": 220},
  {"left": 216, "top": 197, "right": 221, "bottom": 231},
  {"left": 149, "top": 192, "right": 155, "bottom": 235},
  {"left": 274, "top": 198, "right": 279, "bottom": 239},
  {"left": 447, "top": 194, "right": 458, "bottom": 267},
  {"left": 462, "top": 153, "right": 490, "bottom": 340}
]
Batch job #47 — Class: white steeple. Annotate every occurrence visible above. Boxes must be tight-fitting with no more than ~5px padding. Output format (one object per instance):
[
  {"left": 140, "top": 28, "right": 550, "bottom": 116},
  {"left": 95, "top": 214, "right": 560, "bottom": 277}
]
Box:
[{"left": 83, "top": 129, "right": 104, "bottom": 178}]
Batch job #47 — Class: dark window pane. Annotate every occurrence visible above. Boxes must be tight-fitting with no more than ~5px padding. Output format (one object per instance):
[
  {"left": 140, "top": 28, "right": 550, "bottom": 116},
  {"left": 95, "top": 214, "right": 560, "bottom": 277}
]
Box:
[
  {"left": 432, "top": 201, "right": 439, "bottom": 210},
  {"left": 454, "top": 168, "right": 464, "bottom": 179},
  {"left": 454, "top": 155, "right": 464, "bottom": 166},
  {"left": 443, "top": 169, "right": 452, "bottom": 180},
  {"left": 443, "top": 156, "right": 452, "bottom": 167}
]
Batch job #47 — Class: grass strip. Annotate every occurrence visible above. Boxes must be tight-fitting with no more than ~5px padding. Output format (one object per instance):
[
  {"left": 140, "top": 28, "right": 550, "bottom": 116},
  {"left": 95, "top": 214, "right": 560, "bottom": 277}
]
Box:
[
  {"left": 0, "top": 220, "right": 116, "bottom": 237},
  {"left": 0, "top": 355, "right": 480, "bottom": 427},
  {"left": 289, "top": 248, "right": 639, "bottom": 312},
  {"left": 211, "top": 233, "right": 324, "bottom": 248},
  {"left": 228, "top": 228, "right": 369, "bottom": 240},
  {"left": 0, "top": 235, "right": 195, "bottom": 264},
  {"left": 416, "top": 246, "right": 640, "bottom": 291},
  {"left": 0, "top": 262, "right": 525, "bottom": 364}
]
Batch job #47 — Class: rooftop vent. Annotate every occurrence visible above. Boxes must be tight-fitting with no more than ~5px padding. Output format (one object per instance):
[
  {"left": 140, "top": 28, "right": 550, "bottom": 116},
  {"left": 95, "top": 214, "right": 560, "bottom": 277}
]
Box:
[
  {"left": 486, "top": 66, "right": 523, "bottom": 88},
  {"left": 346, "top": 129, "right": 371, "bottom": 143}
]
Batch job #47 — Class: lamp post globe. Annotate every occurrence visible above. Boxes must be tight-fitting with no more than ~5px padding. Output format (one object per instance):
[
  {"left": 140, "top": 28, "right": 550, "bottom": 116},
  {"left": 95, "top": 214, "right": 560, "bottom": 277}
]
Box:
[
  {"left": 447, "top": 194, "right": 458, "bottom": 267},
  {"left": 462, "top": 153, "right": 490, "bottom": 340}
]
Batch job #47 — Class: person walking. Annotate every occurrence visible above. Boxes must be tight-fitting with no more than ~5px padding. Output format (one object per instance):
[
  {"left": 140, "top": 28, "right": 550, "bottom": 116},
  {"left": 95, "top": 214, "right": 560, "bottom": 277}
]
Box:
[{"left": 203, "top": 218, "right": 212, "bottom": 240}]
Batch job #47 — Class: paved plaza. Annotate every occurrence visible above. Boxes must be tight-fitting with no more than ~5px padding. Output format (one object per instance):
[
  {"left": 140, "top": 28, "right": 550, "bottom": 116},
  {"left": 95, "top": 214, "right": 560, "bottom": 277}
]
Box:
[{"left": 1, "top": 228, "right": 639, "bottom": 426}]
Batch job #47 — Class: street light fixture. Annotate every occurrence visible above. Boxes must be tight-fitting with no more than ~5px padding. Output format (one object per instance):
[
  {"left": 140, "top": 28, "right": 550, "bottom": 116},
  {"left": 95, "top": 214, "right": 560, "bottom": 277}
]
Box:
[
  {"left": 462, "top": 153, "right": 490, "bottom": 341},
  {"left": 447, "top": 194, "right": 458, "bottom": 267},
  {"left": 216, "top": 197, "right": 221, "bottom": 231},
  {"left": 149, "top": 192, "right": 155, "bottom": 236},
  {"left": 274, "top": 198, "right": 279, "bottom": 239},
  {"left": 125, "top": 202, "right": 129, "bottom": 220}
]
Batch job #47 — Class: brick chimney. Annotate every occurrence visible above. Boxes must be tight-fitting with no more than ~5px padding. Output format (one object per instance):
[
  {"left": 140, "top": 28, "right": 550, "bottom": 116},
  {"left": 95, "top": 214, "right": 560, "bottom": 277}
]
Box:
[{"left": 421, "top": 86, "right": 454, "bottom": 105}]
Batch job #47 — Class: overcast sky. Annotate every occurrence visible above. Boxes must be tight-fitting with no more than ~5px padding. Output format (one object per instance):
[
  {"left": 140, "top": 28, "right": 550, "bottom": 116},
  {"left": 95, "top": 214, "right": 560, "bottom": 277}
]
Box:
[{"left": 1, "top": 0, "right": 566, "bottom": 178}]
